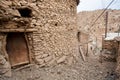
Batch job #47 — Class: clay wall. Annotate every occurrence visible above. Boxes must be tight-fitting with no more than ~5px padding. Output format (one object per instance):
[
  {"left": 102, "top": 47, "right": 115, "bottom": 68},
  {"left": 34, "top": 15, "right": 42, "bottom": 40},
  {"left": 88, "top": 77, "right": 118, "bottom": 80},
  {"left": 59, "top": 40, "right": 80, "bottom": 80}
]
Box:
[
  {"left": 77, "top": 10, "right": 120, "bottom": 53},
  {"left": 77, "top": 32, "right": 89, "bottom": 56},
  {"left": 0, "top": 0, "right": 79, "bottom": 76}
]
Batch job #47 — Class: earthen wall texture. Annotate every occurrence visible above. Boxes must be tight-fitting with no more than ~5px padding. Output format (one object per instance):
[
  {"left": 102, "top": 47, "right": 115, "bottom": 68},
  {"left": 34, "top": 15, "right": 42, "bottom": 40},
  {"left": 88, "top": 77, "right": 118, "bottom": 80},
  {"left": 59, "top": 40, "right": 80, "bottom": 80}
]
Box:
[
  {"left": 116, "top": 43, "right": 120, "bottom": 76},
  {"left": 31, "top": 0, "right": 79, "bottom": 66},
  {"left": 78, "top": 32, "right": 89, "bottom": 56},
  {"left": 0, "top": 0, "right": 79, "bottom": 69},
  {"left": 77, "top": 10, "right": 120, "bottom": 52}
]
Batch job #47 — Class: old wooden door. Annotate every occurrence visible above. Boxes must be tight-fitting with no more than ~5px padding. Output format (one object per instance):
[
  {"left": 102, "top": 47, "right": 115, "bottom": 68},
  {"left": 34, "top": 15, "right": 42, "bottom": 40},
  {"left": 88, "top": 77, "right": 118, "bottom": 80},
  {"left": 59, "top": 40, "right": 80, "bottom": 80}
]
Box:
[{"left": 6, "top": 33, "right": 29, "bottom": 67}]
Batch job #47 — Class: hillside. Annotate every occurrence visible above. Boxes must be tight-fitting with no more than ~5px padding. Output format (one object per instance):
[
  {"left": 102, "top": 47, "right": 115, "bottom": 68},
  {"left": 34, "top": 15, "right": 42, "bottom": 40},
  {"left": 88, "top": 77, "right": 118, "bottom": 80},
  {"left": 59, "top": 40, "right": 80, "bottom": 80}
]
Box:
[{"left": 77, "top": 9, "right": 120, "bottom": 49}]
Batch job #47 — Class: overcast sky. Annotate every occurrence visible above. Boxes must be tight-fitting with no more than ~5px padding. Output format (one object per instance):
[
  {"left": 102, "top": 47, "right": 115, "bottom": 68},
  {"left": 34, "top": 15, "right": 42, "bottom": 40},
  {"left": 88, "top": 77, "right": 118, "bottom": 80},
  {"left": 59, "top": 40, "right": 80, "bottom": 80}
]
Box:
[{"left": 77, "top": 0, "right": 120, "bottom": 12}]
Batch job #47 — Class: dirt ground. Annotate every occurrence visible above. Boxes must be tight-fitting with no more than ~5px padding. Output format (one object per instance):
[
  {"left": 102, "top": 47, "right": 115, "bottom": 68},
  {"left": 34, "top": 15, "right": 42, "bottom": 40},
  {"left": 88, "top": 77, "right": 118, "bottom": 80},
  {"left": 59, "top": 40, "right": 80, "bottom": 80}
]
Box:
[{"left": 0, "top": 54, "right": 117, "bottom": 80}]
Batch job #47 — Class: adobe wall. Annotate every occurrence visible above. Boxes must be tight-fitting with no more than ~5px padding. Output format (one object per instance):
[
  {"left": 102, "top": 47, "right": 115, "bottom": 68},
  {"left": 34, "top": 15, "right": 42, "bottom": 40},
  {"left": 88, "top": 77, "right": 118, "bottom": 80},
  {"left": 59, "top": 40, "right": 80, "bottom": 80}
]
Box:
[
  {"left": 114, "top": 37, "right": 120, "bottom": 77},
  {"left": 115, "top": 42, "right": 120, "bottom": 77},
  {"left": 0, "top": 0, "right": 79, "bottom": 76},
  {"left": 77, "top": 32, "right": 89, "bottom": 56},
  {"left": 31, "top": 0, "right": 79, "bottom": 66},
  {"left": 77, "top": 10, "right": 120, "bottom": 54}
]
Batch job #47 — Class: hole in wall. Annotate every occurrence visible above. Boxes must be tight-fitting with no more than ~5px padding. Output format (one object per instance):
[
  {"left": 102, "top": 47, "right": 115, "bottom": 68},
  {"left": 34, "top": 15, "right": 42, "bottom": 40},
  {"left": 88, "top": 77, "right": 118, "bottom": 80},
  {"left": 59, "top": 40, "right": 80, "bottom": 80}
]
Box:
[
  {"left": 70, "top": 5, "right": 73, "bottom": 8},
  {"left": 55, "top": 23, "right": 58, "bottom": 26},
  {"left": 18, "top": 8, "right": 32, "bottom": 17},
  {"left": 77, "top": 32, "right": 81, "bottom": 42},
  {"left": 109, "top": 29, "right": 112, "bottom": 31}
]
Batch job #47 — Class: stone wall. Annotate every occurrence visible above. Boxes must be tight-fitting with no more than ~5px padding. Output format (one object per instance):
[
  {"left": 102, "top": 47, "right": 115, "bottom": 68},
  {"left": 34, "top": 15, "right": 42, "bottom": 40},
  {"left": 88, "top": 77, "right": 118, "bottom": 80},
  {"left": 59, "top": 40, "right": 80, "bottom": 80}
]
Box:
[
  {"left": 77, "top": 32, "right": 89, "bottom": 56},
  {"left": 77, "top": 10, "right": 120, "bottom": 54},
  {"left": 0, "top": 34, "right": 11, "bottom": 77},
  {"left": 115, "top": 42, "right": 120, "bottom": 77},
  {"left": 31, "top": 0, "right": 79, "bottom": 66},
  {"left": 0, "top": 0, "right": 79, "bottom": 76}
]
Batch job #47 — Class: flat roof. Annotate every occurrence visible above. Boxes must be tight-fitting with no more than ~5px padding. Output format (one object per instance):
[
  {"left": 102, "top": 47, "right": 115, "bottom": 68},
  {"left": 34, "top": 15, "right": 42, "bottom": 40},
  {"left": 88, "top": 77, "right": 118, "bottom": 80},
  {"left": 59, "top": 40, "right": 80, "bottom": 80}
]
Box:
[{"left": 104, "top": 33, "right": 120, "bottom": 40}]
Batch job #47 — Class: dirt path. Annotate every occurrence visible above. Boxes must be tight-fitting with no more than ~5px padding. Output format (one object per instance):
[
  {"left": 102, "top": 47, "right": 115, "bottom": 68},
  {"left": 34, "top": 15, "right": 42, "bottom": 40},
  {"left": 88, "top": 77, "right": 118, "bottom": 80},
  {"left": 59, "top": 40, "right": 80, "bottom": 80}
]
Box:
[{"left": 0, "top": 55, "right": 116, "bottom": 80}]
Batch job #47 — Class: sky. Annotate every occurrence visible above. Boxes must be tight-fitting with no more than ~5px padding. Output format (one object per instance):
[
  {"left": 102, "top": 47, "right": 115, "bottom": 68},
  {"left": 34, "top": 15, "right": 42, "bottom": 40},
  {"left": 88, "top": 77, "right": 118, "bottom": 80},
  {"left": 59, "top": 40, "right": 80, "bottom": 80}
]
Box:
[{"left": 77, "top": 0, "right": 120, "bottom": 12}]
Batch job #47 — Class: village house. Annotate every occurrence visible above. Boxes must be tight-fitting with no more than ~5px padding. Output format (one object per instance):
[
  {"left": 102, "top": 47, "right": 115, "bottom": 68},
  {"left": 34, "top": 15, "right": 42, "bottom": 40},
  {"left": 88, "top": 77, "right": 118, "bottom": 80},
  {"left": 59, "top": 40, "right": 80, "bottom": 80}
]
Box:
[
  {"left": 77, "top": 10, "right": 120, "bottom": 79},
  {"left": 0, "top": 0, "right": 80, "bottom": 76}
]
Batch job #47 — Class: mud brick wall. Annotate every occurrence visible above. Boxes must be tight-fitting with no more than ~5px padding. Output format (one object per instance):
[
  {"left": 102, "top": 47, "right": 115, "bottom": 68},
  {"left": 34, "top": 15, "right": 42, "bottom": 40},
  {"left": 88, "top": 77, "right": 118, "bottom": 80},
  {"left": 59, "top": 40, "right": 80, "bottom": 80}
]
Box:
[
  {"left": 0, "top": 33, "right": 11, "bottom": 77},
  {"left": 31, "top": 0, "right": 79, "bottom": 66},
  {"left": 102, "top": 40, "right": 118, "bottom": 51},
  {"left": 77, "top": 32, "right": 89, "bottom": 56},
  {"left": 0, "top": 0, "right": 79, "bottom": 70},
  {"left": 114, "top": 38, "right": 120, "bottom": 76},
  {"left": 77, "top": 10, "right": 120, "bottom": 53},
  {"left": 116, "top": 43, "right": 120, "bottom": 76}
]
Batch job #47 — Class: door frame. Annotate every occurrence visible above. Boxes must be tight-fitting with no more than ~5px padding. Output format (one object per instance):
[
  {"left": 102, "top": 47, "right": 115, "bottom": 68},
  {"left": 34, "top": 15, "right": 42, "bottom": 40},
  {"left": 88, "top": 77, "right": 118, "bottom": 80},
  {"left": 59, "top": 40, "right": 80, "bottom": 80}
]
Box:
[{"left": 3, "top": 32, "right": 33, "bottom": 67}]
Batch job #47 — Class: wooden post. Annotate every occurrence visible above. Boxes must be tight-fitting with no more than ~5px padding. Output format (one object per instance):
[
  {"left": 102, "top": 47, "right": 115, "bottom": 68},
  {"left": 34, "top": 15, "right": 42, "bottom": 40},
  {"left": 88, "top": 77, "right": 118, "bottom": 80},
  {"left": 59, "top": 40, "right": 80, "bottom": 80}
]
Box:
[
  {"left": 86, "top": 43, "right": 88, "bottom": 56},
  {"left": 79, "top": 46, "right": 86, "bottom": 61},
  {"left": 0, "top": 29, "right": 37, "bottom": 32},
  {"left": 105, "top": 11, "right": 108, "bottom": 38}
]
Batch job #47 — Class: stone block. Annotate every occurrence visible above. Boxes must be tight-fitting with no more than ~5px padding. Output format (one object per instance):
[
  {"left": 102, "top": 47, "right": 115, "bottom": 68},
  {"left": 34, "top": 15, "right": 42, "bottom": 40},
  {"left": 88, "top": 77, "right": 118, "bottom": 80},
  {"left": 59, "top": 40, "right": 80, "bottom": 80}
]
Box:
[
  {"left": 35, "top": 58, "right": 44, "bottom": 65},
  {"left": 0, "top": 55, "right": 11, "bottom": 77},
  {"left": 44, "top": 56, "right": 53, "bottom": 63},
  {"left": 41, "top": 54, "right": 49, "bottom": 58},
  {"left": 57, "top": 56, "right": 67, "bottom": 64}
]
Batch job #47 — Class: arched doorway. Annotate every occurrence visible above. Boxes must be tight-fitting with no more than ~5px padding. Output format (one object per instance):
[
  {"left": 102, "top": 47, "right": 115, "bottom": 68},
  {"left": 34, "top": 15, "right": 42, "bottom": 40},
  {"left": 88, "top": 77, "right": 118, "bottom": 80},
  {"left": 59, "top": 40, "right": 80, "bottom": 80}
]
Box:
[{"left": 6, "top": 33, "right": 30, "bottom": 67}]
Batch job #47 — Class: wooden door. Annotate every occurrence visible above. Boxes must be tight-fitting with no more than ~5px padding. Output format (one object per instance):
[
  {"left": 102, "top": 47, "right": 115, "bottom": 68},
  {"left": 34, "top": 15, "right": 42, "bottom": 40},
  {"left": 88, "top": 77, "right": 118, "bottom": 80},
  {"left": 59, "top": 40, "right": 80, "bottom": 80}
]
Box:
[{"left": 6, "top": 33, "right": 29, "bottom": 67}]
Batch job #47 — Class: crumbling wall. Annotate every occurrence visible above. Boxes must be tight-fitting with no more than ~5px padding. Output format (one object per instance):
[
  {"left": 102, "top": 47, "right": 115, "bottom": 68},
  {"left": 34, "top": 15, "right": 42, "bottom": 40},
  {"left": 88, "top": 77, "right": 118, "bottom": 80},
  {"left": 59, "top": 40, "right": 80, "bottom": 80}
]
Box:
[
  {"left": 31, "top": 0, "right": 79, "bottom": 66},
  {"left": 0, "top": 0, "right": 79, "bottom": 72},
  {"left": 115, "top": 43, "right": 120, "bottom": 77},
  {"left": 102, "top": 39, "right": 118, "bottom": 52},
  {"left": 0, "top": 34, "right": 11, "bottom": 77},
  {"left": 113, "top": 37, "right": 120, "bottom": 78},
  {"left": 77, "top": 10, "right": 120, "bottom": 54},
  {"left": 78, "top": 32, "right": 89, "bottom": 56}
]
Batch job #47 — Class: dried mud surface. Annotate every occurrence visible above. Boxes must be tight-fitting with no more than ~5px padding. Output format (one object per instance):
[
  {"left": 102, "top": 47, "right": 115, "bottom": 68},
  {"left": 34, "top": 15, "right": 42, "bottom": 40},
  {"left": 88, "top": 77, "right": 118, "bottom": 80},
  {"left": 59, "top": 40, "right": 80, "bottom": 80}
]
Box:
[{"left": 0, "top": 55, "right": 116, "bottom": 80}]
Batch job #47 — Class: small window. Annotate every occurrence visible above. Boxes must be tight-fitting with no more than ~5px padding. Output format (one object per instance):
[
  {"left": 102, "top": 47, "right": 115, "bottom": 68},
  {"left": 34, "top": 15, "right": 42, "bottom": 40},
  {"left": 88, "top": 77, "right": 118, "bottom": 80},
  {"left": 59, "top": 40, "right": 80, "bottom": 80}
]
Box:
[{"left": 18, "top": 8, "right": 32, "bottom": 17}]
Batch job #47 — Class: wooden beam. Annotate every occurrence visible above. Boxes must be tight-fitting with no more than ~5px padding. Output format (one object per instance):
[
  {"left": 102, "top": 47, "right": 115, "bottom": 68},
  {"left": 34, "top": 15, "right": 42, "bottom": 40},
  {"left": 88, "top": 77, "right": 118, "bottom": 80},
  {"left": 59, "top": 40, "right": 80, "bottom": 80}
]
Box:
[
  {"left": 105, "top": 11, "right": 108, "bottom": 38},
  {"left": 79, "top": 46, "right": 86, "bottom": 61},
  {"left": 0, "top": 29, "right": 38, "bottom": 32},
  {"left": 24, "top": 34, "right": 33, "bottom": 64}
]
